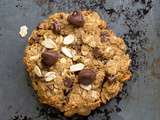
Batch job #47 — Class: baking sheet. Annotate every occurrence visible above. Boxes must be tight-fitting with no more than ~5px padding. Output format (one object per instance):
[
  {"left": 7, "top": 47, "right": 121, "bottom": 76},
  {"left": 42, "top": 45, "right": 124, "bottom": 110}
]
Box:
[{"left": 0, "top": 0, "right": 160, "bottom": 120}]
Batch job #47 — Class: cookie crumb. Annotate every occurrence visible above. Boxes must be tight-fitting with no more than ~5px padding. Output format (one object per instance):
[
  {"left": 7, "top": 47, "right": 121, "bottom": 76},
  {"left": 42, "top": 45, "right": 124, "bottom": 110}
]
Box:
[{"left": 19, "top": 25, "right": 28, "bottom": 37}]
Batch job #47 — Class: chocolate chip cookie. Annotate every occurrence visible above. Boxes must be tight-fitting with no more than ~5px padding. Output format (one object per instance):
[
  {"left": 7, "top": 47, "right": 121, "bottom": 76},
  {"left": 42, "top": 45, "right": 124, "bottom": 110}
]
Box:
[{"left": 23, "top": 10, "right": 131, "bottom": 117}]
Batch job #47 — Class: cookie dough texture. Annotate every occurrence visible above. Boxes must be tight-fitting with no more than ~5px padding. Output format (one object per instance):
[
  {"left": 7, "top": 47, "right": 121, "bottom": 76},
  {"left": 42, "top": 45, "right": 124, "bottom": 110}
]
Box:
[{"left": 24, "top": 11, "right": 131, "bottom": 117}]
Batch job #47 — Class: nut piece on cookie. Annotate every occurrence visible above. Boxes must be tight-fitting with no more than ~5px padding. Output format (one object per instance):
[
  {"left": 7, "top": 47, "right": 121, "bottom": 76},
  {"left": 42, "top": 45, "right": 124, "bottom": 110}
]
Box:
[
  {"left": 78, "top": 69, "right": 96, "bottom": 85},
  {"left": 41, "top": 50, "right": 59, "bottom": 67},
  {"left": 67, "top": 11, "right": 84, "bottom": 27}
]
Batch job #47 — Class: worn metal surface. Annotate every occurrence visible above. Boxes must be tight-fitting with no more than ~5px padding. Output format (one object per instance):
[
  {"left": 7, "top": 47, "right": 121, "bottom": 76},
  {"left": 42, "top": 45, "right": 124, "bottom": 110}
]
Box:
[{"left": 0, "top": 0, "right": 160, "bottom": 120}]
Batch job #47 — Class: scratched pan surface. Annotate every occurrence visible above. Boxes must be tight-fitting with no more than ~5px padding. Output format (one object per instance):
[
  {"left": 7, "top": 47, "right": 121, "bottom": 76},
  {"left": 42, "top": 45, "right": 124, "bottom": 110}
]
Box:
[{"left": 0, "top": 0, "right": 160, "bottom": 120}]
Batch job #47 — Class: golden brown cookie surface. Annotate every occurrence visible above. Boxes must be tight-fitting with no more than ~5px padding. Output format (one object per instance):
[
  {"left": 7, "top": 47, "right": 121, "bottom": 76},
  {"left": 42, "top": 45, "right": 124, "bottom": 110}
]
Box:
[{"left": 23, "top": 11, "right": 131, "bottom": 117}]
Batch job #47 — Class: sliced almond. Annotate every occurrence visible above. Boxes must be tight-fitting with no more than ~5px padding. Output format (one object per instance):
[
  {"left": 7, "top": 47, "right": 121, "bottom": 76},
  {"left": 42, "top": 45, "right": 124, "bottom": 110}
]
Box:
[
  {"left": 63, "top": 34, "right": 75, "bottom": 45},
  {"left": 44, "top": 72, "right": 56, "bottom": 82},
  {"left": 33, "top": 65, "right": 42, "bottom": 77},
  {"left": 19, "top": 25, "right": 28, "bottom": 37},
  {"left": 70, "top": 63, "right": 85, "bottom": 72},
  {"left": 61, "top": 47, "right": 75, "bottom": 58},
  {"left": 80, "top": 84, "right": 91, "bottom": 91},
  {"left": 41, "top": 38, "right": 57, "bottom": 49}
]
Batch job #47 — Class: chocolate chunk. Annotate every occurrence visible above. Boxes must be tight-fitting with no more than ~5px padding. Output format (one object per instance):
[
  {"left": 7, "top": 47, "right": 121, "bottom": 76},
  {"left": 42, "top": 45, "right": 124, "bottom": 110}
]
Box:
[
  {"left": 52, "top": 21, "right": 61, "bottom": 33},
  {"left": 64, "top": 78, "right": 73, "bottom": 88},
  {"left": 100, "top": 31, "right": 109, "bottom": 42},
  {"left": 92, "top": 47, "right": 103, "bottom": 59},
  {"left": 72, "top": 44, "right": 82, "bottom": 53},
  {"left": 41, "top": 50, "right": 59, "bottom": 67},
  {"left": 67, "top": 11, "right": 84, "bottom": 27},
  {"left": 78, "top": 69, "right": 96, "bottom": 85}
]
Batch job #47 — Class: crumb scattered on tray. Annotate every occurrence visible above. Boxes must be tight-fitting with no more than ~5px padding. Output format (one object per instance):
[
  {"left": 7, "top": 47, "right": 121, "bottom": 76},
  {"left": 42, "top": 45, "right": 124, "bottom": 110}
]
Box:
[{"left": 19, "top": 25, "right": 28, "bottom": 37}]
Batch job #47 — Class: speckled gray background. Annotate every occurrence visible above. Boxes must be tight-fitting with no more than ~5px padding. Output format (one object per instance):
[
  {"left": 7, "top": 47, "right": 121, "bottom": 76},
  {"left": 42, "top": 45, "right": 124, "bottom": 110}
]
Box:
[{"left": 0, "top": 0, "right": 160, "bottom": 120}]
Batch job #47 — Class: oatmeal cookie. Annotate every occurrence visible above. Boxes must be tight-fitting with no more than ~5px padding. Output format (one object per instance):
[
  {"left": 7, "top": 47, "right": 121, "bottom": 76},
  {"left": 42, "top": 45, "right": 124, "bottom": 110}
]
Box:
[{"left": 23, "top": 10, "right": 131, "bottom": 117}]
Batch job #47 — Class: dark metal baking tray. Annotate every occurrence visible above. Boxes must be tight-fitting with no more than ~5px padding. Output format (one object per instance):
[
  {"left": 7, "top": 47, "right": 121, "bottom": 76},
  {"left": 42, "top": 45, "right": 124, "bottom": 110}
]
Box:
[{"left": 0, "top": 0, "right": 160, "bottom": 120}]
